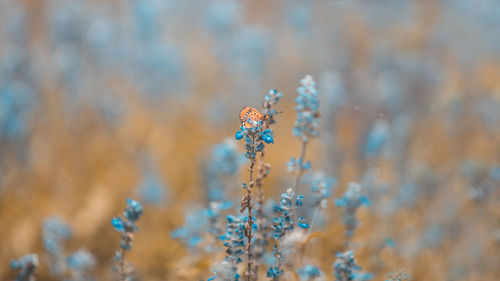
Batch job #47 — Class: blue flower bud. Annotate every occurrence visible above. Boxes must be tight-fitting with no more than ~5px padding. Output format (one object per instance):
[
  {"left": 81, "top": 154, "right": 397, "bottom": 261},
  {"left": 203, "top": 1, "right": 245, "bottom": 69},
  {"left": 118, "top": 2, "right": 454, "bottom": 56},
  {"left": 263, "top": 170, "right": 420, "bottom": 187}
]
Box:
[
  {"left": 302, "top": 160, "right": 312, "bottom": 171},
  {"left": 263, "top": 134, "right": 274, "bottom": 144},
  {"left": 111, "top": 217, "right": 124, "bottom": 232},
  {"left": 298, "top": 217, "right": 309, "bottom": 229},
  {"left": 256, "top": 142, "right": 265, "bottom": 151},
  {"left": 235, "top": 131, "right": 244, "bottom": 140},
  {"left": 296, "top": 195, "right": 304, "bottom": 206}
]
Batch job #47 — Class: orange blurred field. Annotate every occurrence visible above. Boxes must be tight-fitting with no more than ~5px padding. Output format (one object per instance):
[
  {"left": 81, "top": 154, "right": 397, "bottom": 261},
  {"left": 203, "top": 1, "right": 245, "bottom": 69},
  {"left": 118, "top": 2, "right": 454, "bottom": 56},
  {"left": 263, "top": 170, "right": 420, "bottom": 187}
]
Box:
[{"left": 1, "top": 1, "right": 499, "bottom": 281}]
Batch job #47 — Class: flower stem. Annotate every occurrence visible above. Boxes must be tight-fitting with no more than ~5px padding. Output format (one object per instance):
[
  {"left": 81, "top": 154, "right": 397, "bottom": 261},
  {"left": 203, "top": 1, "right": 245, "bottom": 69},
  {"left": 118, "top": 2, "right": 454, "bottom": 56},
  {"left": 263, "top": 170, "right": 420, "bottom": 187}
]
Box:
[
  {"left": 243, "top": 134, "right": 257, "bottom": 281},
  {"left": 118, "top": 248, "right": 126, "bottom": 281},
  {"left": 256, "top": 151, "right": 265, "bottom": 217},
  {"left": 246, "top": 159, "right": 255, "bottom": 281},
  {"left": 293, "top": 139, "right": 308, "bottom": 194}
]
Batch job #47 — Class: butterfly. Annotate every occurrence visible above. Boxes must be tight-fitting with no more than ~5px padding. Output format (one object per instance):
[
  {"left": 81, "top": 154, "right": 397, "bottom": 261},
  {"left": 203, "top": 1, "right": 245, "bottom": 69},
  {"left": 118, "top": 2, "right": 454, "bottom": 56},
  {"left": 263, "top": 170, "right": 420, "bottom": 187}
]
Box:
[{"left": 239, "top": 106, "right": 268, "bottom": 128}]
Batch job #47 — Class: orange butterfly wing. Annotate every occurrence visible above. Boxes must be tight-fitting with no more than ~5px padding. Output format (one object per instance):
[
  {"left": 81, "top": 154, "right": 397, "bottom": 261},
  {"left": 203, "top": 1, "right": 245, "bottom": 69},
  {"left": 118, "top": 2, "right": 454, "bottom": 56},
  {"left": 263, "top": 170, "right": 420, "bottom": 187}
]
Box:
[{"left": 239, "top": 107, "right": 264, "bottom": 128}]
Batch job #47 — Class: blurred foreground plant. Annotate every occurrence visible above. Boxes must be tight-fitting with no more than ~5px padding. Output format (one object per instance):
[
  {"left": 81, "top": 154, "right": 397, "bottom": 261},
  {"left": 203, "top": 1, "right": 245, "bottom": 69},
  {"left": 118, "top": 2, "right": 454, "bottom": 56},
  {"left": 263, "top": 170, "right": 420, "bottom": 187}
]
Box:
[
  {"left": 10, "top": 254, "right": 38, "bottom": 281},
  {"left": 111, "top": 198, "right": 143, "bottom": 281}
]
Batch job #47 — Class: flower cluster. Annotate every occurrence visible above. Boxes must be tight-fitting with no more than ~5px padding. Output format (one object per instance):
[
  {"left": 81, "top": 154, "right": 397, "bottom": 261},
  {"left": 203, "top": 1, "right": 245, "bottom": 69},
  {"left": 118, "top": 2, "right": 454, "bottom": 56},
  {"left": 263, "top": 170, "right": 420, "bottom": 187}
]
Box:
[
  {"left": 213, "top": 138, "right": 245, "bottom": 176},
  {"left": 266, "top": 188, "right": 309, "bottom": 280},
  {"left": 41, "top": 216, "right": 96, "bottom": 280},
  {"left": 235, "top": 125, "right": 274, "bottom": 160},
  {"left": 111, "top": 198, "right": 143, "bottom": 281},
  {"left": 234, "top": 100, "right": 278, "bottom": 280},
  {"left": 266, "top": 245, "right": 283, "bottom": 279},
  {"left": 287, "top": 157, "right": 312, "bottom": 174},
  {"left": 335, "top": 182, "right": 370, "bottom": 240},
  {"left": 333, "top": 251, "right": 372, "bottom": 281},
  {"left": 111, "top": 198, "right": 143, "bottom": 243},
  {"left": 67, "top": 249, "right": 95, "bottom": 281},
  {"left": 171, "top": 201, "right": 232, "bottom": 252},
  {"left": 11, "top": 254, "right": 38, "bottom": 281},
  {"left": 297, "top": 264, "right": 322, "bottom": 281},
  {"left": 262, "top": 89, "right": 284, "bottom": 128},
  {"left": 206, "top": 138, "right": 246, "bottom": 201},
  {"left": 333, "top": 251, "right": 359, "bottom": 281},
  {"left": 293, "top": 75, "right": 320, "bottom": 142},
  {"left": 272, "top": 188, "right": 308, "bottom": 240},
  {"left": 216, "top": 215, "right": 246, "bottom": 280},
  {"left": 42, "top": 216, "right": 72, "bottom": 275},
  {"left": 252, "top": 89, "right": 283, "bottom": 271},
  {"left": 310, "top": 173, "right": 335, "bottom": 209},
  {"left": 220, "top": 215, "right": 246, "bottom": 263}
]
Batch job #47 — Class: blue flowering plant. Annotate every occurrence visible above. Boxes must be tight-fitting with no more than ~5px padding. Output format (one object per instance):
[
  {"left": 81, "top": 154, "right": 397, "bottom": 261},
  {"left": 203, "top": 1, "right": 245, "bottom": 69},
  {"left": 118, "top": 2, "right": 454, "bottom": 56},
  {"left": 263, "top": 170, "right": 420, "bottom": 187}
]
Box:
[
  {"left": 10, "top": 254, "right": 38, "bottom": 281},
  {"left": 213, "top": 215, "right": 246, "bottom": 280},
  {"left": 171, "top": 200, "right": 232, "bottom": 253},
  {"left": 297, "top": 264, "right": 322, "bottom": 281},
  {"left": 40, "top": 216, "right": 96, "bottom": 280},
  {"left": 288, "top": 75, "right": 320, "bottom": 194},
  {"left": 253, "top": 89, "right": 283, "bottom": 272},
  {"left": 205, "top": 138, "right": 246, "bottom": 202},
  {"left": 267, "top": 188, "right": 309, "bottom": 280},
  {"left": 67, "top": 249, "right": 95, "bottom": 281},
  {"left": 335, "top": 182, "right": 370, "bottom": 246},
  {"left": 333, "top": 251, "right": 372, "bottom": 281},
  {"left": 266, "top": 76, "right": 322, "bottom": 280},
  {"left": 111, "top": 198, "right": 143, "bottom": 281},
  {"left": 234, "top": 90, "right": 281, "bottom": 280},
  {"left": 42, "top": 216, "right": 72, "bottom": 275}
]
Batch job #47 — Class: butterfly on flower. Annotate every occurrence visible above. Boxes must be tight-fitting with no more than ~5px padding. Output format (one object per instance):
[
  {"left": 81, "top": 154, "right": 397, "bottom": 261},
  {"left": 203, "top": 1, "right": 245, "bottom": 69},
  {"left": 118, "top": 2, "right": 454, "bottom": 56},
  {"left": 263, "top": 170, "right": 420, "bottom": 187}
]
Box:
[{"left": 239, "top": 106, "right": 269, "bottom": 128}]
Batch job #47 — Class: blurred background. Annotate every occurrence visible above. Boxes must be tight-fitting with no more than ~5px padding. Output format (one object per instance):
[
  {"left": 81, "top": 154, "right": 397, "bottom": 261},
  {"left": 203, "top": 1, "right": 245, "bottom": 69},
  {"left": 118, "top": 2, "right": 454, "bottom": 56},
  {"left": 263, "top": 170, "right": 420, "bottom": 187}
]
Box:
[{"left": 1, "top": 0, "right": 500, "bottom": 280}]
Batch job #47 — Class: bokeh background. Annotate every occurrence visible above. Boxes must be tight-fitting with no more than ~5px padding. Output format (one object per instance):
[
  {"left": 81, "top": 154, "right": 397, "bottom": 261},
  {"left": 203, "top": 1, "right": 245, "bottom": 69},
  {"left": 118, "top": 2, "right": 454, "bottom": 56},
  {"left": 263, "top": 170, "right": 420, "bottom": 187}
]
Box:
[{"left": 1, "top": 0, "right": 500, "bottom": 280}]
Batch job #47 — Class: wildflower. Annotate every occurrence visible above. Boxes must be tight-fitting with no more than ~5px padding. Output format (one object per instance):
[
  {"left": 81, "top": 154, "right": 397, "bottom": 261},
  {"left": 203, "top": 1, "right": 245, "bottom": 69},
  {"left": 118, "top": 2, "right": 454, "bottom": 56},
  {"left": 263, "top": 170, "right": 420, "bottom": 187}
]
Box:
[
  {"left": 297, "top": 264, "right": 322, "bottom": 281},
  {"left": 267, "top": 188, "right": 309, "bottom": 279},
  {"left": 235, "top": 102, "right": 276, "bottom": 280},
  {"left": 289, "top": 75, "right": 320, "bottom": 193},
  {"left": 216, "top": 215, "right": 246, "bottom": 280},
  {"left": 205, "top": 138, "right": 246, "bottom": 201},
  {"left": 272, "top": 188, "right": 307, "bottom": 239},
  {"left": 293, "top": 75, "right": 320, "bottom": 142},
  {"left": 235, "top": 131, "right": 244, "bottom": 140},
  {"left": 262, "top": 89, "right": 284, "bottom": 128},
  {"left": 333, "top": 251, "right": 372, "bottom": 281},
  {"left": 252, "top": 89, "right": 283, "bottom": 274},
  {"left": 111, "top": 198, "right": 143, "bottom": 281},
  {"left": 171, "top": 201, "right": 232, "bottom": 252},
  {"left": 287, "top": 158, "right": 312, "bottom": 174},
  {"left": 335, "top": 182, "right": 370, "bottom": 241},
  {"left": 310, "top": 173, "right": 335, "bottom": 209},
  {"left": 266, "top": 245, "right": 283, "bottom": 280},
  {"left": 67, "top": 249, "right": 95, "bottom": 270},
  {"left": 42, "top": 216, "right": 72, "bottom": 275},
  {"left": 297, "top": 217, "right": 309, "bottom": 229},
  {"left": 67, "top": 249, "right": 95, "bottom": 281},
  {"left": 11, "top": 254, "right": 38, "bottom": 281},
  {"left": 234, "top": 123, "right": 274, "bottom": 160}
]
